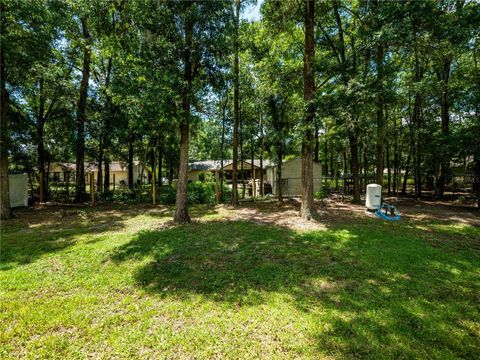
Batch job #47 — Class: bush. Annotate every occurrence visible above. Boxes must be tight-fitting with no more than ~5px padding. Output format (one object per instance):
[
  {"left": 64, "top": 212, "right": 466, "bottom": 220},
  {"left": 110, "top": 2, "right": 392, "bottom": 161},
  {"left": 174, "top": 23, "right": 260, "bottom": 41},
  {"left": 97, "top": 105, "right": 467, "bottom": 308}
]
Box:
[
  {"left": 158, "top": 186, "right": 177, "bottom": 205},
  {"left": 112, "top": 189, "right": 136, "bottom": 202},
  {"left": 314, "top": 189, "right": 328, "bottom": 200},
  {"left": 155, "top": 182, "right": 232, "bottom": 205},
  {"left": 187, "top": 181, "right": 216, "bottom": 205}
]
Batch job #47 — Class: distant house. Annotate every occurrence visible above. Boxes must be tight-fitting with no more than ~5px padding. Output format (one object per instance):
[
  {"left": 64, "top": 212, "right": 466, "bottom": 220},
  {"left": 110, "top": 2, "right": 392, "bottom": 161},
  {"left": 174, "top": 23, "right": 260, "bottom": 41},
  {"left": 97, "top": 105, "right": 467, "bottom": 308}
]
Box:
[
  {"left": 266, "top": 158, "right": 322, "bottom": 196},
  {"left": 47, "top": 161, "right": 151, "bottom": 187},
  {"left": 188, "top": 159, "right": 271, "bottom": 182}
]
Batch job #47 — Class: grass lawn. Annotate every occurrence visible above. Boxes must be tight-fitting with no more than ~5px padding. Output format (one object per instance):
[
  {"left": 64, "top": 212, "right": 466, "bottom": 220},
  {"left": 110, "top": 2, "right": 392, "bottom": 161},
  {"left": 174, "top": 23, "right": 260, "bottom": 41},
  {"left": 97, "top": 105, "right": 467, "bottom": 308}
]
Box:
[{"left": 1, "top": 201, "right": 479, "bottom": 358}]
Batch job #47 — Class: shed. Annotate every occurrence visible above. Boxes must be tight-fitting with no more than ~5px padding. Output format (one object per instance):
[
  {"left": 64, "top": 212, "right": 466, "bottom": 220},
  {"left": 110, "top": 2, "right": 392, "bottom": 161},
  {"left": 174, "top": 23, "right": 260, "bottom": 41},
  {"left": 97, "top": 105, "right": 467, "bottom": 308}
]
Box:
[
  {"left": 266, "top": 158, "right": 322, "bottom": 196},
  {"left": 8, "top": 174, "right": 29, "bottom": 207}
]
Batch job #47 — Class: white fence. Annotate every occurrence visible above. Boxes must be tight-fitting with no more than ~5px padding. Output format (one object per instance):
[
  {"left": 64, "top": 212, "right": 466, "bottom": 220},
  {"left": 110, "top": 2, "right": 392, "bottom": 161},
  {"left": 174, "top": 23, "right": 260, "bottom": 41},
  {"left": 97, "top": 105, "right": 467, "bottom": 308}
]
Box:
[{"left": 9, "top": 174, "right": 28, "bottom": 207}]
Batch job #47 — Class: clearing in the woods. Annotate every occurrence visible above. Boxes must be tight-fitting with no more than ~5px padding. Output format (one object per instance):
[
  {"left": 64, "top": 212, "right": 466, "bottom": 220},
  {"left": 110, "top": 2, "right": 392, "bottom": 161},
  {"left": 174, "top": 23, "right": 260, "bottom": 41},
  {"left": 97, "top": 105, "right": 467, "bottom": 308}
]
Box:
[{"left": 1, "top": 199, "right": 479, "bottom": 358}]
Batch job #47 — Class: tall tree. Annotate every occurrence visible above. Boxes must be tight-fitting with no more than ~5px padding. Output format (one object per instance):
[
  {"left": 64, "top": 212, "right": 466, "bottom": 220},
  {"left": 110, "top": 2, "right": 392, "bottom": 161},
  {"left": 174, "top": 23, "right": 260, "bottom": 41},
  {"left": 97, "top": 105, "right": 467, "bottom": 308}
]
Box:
[
  {"left": 174, "top": 8, "right": 194, "bottom": 224},
  {"left": 300, "top": 0, "right": 318, "bottom": 220},
  {"left": 231, "top": 0, "right": 241, "bottom": 206},
  {"left": 74, "top": 17, "right": 91, "bottom": 202}
]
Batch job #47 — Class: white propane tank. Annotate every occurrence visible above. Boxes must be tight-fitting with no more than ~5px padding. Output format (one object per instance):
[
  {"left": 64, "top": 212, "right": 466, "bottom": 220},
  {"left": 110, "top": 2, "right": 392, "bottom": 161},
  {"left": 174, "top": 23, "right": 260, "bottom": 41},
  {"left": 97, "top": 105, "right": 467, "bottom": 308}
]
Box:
[{"left": 366, "top": 184, "right": 382, "bottom": 210}]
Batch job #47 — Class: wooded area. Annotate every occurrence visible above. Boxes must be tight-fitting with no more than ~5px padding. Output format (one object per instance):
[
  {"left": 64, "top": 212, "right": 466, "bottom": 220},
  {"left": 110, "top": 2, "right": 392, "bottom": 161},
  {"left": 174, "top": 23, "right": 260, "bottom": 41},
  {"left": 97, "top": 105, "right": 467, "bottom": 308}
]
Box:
[{"left": 1, "top": 0, "right": 479, "bottom": 221}]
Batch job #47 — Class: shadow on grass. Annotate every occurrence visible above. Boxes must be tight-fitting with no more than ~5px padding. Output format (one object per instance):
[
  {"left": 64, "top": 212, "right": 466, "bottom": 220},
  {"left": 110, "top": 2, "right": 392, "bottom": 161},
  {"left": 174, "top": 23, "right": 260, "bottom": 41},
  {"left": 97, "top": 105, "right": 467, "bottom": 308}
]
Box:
[
  {"left": 0, "top": 203, "right": 222, "bottom": 271},
  {"left": 110, "top": 219, "right": 479, "bottom": 358},
  {"left": 0, "top": 206, "right": 129, "bottom": 270}
]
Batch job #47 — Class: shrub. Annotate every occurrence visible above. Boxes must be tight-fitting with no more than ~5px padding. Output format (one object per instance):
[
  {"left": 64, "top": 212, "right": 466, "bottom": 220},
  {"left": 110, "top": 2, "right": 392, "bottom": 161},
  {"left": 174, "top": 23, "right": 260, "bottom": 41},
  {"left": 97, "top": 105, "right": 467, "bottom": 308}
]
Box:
[
  {"left": 112, "top": 189, "right": 136, "bottom": 202},
  {"left": 187, "top": 181, "right": 216, "bottom": 205},
  {"left": 314, "top": 189, "right": 328, "bottom": 200},
  {"left": 158, "top": 186, "right": 177, "bottom": 204},
  {"left": 156, "top": 182, "right": 230, "bottom": 205}
]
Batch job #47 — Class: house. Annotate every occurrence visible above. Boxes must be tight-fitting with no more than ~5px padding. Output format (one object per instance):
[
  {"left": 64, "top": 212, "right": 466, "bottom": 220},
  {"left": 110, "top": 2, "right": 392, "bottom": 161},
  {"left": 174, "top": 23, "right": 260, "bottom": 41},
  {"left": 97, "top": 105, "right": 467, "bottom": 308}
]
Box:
[
  {"left": 188, "top": 159, "right": 271, "bottom": 182},
  {"left": 47, "top": 161, "right": 151, "bottom": 187},
  {"left": 266, "top": 158, "right": 322, "bottom": 196}
]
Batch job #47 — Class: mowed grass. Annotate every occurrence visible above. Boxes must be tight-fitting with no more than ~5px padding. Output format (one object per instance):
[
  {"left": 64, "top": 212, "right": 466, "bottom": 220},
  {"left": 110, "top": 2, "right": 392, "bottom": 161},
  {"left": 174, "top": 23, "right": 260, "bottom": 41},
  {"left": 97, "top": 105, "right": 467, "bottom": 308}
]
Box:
[{"left": 1, "top": 204, "right": 479, "bottom": 359}]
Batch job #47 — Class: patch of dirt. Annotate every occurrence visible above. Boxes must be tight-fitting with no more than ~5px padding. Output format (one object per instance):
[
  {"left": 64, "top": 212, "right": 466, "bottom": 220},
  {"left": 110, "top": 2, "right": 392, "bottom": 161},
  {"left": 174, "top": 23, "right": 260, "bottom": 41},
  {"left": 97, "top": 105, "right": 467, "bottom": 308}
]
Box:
[{"left": 5, "top": 196, "right": 479, "bottom": 234}]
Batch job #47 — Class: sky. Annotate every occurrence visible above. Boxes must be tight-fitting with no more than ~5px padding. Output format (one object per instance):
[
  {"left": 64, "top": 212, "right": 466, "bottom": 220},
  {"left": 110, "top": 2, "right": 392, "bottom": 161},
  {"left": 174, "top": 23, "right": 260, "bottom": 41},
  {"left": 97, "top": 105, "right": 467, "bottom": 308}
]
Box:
[{"left": 242, "top": 0, "right": 263, "bottom": 22}]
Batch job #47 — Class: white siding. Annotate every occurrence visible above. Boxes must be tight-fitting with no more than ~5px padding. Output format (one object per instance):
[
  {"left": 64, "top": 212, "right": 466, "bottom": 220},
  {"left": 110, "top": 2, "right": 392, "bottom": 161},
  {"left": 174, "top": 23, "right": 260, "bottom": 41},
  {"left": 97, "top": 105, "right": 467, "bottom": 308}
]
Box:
[
  {"left": 268, "top": 158, "right": 322, "bottom": 196},
  {"left": 9, "top": 174, "right": 28, "bottom": 207}
]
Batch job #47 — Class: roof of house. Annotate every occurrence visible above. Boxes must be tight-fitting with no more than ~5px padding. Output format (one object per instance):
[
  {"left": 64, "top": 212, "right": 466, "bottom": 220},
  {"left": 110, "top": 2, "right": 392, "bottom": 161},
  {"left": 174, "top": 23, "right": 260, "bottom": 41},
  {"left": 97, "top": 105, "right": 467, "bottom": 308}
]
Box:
[
  {"left": 51, "top": 161, "right": 145, "bottom": 172},
  {"left": 189, "top": 159, "right": 271, "bottom": 171},
  {"left": 265, "top": 157, "right": 323, "bottom": 168}
]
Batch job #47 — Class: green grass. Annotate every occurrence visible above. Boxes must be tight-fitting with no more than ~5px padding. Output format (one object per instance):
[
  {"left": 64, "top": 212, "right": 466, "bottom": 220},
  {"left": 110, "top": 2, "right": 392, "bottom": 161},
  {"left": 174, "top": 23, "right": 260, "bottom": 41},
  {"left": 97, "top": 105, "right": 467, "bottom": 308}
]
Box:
[{"left": 1, "top": 204, "right": 479, "bottom": 358}]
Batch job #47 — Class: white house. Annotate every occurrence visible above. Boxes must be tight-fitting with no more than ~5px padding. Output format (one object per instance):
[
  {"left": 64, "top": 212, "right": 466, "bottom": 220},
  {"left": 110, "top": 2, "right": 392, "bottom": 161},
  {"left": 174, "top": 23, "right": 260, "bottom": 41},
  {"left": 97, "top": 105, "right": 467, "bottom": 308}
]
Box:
[{"left": 47, "top": 161, "right": 150, "bottom": 187}]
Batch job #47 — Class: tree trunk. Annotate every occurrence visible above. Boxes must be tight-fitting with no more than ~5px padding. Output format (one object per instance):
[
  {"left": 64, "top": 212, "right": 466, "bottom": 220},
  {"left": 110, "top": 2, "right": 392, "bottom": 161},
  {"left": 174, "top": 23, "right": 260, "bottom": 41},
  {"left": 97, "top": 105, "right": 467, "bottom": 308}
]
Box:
[
  {"left": 37, "top": 77, "right": 48, "bottom": 201},
  {"left": 393, "top": 116, "right": 399, "bottom": 194},
  {"left": 375, "top": 43, "right": 385, "bottom": 187},
  {"left": 300, "top": 0, "right": 318, "bottom": 220},
  {"left": 104, "top": 157, "right": 110, "bottom": 193},
  {"left": 386, "top": 142, "right": 391, "bottom": 195},
  {"left": 251, "top": 145, "right": 254, "bottom": 197},
  {"left": 220, "top": 93, "right": 228, "bottom": 197},
  {"left": 314, "top": 122, "right": 319, "bottom": 163},
  {"left": 240, "top": 109, "right": 245, "bottom": 199},
  {"left": 97, "top": 144, "right": 103, "bottom": 192},
  {"left": 174, "top": 14, "right": 194, "bottom": 224},
  {"left": 402, "top": 148, "right": 411, "bottom": 195},
  {"left": 158, "top": 140, "right": 163, "bottom": 187},
  {"left": 348, "top": 129, "right": 360, "bottom": 202},
  {"left": 102, "top": 57, "right": 113, "bottom": 194},
  {"left": 168, "top": 151, "right": 174, "bottom": 186},
  {"left": 128, "top": 135, "right": 134, "bottom": 189},
  {"left": 231, "top": 0, "right": 240, "bottom": 206},
  {"left": 276, "top": 159, "right": 283, "bottom": 203},
  {"left": 474, "top": 153, "right": 480, "bottom": 210},
  {"left": 259, "top": 106, "right": 264, "bottom": 196},
  {"left": 149, "top": 149, "right": 155, "bottom": 183},
  {"left": 435, "top": 57, "right": 452, "bottom": 198},
  {"left": 0, "top": 49, "right": 11, "bottom": 219},
  {"left": 324, "top": 132, "right": 328, "bottom": 178},
  {"left": 74, "top": 18, "right": 91, "bottom": 202}
]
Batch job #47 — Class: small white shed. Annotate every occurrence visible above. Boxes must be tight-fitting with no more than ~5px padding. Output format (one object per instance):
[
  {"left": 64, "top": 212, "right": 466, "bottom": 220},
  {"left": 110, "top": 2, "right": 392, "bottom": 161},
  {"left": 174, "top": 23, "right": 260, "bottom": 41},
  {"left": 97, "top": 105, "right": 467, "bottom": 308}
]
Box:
[
  {"left": 9, "top": 174, "right": 29, "bottom": 207},
  {"left": 266, "top": 158, "right": 322, "bottom": 196}
]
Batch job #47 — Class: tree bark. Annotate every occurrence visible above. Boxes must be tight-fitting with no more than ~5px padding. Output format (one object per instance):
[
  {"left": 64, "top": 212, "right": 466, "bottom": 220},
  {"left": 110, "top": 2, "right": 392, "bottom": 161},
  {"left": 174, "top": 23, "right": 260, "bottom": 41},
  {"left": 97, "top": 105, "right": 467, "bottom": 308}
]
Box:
[
  {"left": 348, "top": 129, "right": 360, "bottom": 202},
  {"left": 37, "top": 77, "right": 48, "bottom": 201},
  {"left": 97, "top": 144, "right": 103, "bottom": 192},
  {"left": 231, "top": 0, "right": 240, "bottom": 206},
  {"left": 435, "top": 57, "right": 452, "bottom": 198},
  {"left": 158, "top": 139, "right": 163, "bottom": 187},
  {"left": 149, "top": 149, "right": 155, "bottom": 183},
  {"left": 387, "top": 141, "right": 391, "bottom": 195},
  {"left": 128, "top": 135, "right": 134, "bottom": 189},
  {"left": 300, "top": 0, "right": 318, "bottom": 220},
  {"left": 168, "top": 150, "right": 174, "bottom": 186},
  {"left": 174, "top": 13, "right": 194, "bottom": 224},
  {"left": 104, "top": 157, "right": 110, "bottom": 193},
  {"left": 393, "top": 116, "right": 399, "bottom": 194},
  {"left": 74, "top": 18, "right": 91, "bottom": 202},
  {"left": 259, "top": 105, "right": 264, "bottom": 196},
  {"left": 474, "top": 154, "right": 480, "bottom": 210},
  {"left": 276, "top": 157, "right": 283, "bottom": 203},
  {"left": 0, "top": 49, "right": 11, "bottom": 219},
  {"left": 103, "top": 57, "right": 113, "bottom": 194},
  {"left": 402, "top": 148, "right": 411, "bottom": 195},
  {"left": 375, "top": 43, "right": 385, "bottom": 186},
  {"left": 240, "top": 107, "right": 245, "bottom": 199},
  {"left": 324, "top": 131, "right": 328, "bottom": 177}
]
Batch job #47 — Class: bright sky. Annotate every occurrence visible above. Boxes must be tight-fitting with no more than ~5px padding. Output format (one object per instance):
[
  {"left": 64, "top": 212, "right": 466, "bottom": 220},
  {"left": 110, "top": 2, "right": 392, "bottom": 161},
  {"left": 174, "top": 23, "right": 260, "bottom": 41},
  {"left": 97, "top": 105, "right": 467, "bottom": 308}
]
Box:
[{"left": 242, "top": 0, "right": 263, "bottom": 22}]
